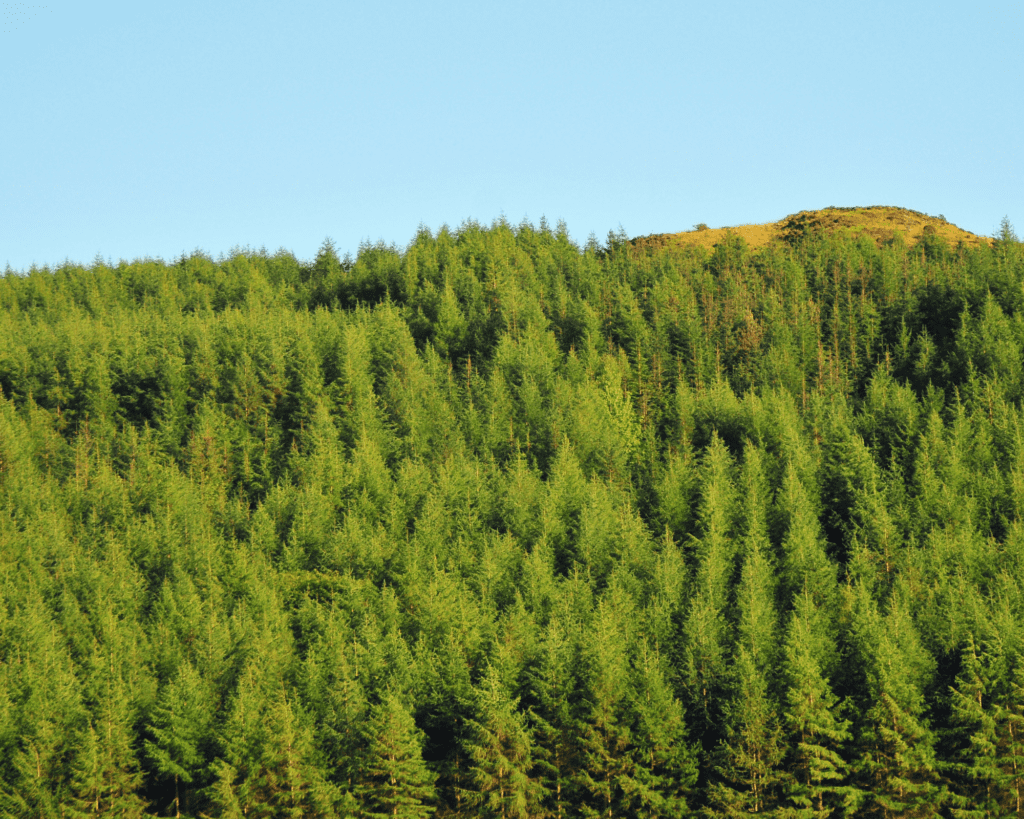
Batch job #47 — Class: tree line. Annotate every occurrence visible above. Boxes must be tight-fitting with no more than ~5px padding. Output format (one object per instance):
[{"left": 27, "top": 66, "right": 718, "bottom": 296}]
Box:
[{"left": 1, "top": 217, "right": 1023, "bottom": 817}]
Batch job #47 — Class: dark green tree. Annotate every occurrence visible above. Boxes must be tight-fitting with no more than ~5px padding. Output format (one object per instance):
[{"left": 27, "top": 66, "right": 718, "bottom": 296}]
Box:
[
  {"left": 681, "top": 433, "right": 738, "bottom": 742},
  {"left": 626, "top": 641, "right": 698, "bottom": 818}
]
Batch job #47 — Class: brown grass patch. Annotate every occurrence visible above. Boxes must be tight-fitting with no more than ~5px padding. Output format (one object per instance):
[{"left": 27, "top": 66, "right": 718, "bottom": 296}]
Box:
[{"left": 632, "top": 206, "right": 994, "bottom": 254}]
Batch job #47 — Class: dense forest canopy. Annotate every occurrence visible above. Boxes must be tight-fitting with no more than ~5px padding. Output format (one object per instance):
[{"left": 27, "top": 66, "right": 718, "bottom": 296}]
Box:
[{"left": 1, "top": 215, "right": 1023, "bottom": 818}]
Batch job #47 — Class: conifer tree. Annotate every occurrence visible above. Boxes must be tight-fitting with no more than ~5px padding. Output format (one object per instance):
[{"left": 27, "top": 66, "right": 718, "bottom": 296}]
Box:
[
  {"left": 948, "top": 633, "right": 1004, "bottom": 818},
  {"left": 682, "top": 433, "right": 738, "bottom": 742},
  {"left": 0, "top": 593, "right": 88, "bottom": 819},
  {"left": 778, "top": 462, "right": 837, "bottom": 618},
  {"left": 282, "top": 332, "right": 326, "bottom": 441},
  {"left": 850, "top": 580, "right": 950, "bottom": 818},
  {"left": 203, "top": 666, "right": 272, "bottom": 818},
  {"left": 525, "top": 616, "right": 588, "bottom": 819},
  {"left": 626, "top": 641, "right": 698, "bottom": 819},
  {"left": 67, "top": 683, "right": 148, "bottom": 819},
  {"left": 466, "top": 666, "right": 545, "bottom": 819},
  {"left": 207, "top": 668, "right": 338, "bottom": 819},
  {"left": 574, "top": 659, "right": 636, "bottom": 819},
  {"left": 988, "top": 653, "right": 1024, "bottom": 818},
  {"left": 300, "top": 617, "right": 369, "bottom": 800},
  {"left": 256, "top": 695, "right": 340, "bottom": 818},
  {"left": 413, "top": 636, "right": 476, "bottom": 818},
  {"left": 708, "top": 648, "right": 786, "bottom": 817},
  {"left": 708, "top": 452, "right": 785, "bottom": 816},
  {"left": 779, "top": 592, "right": 855, "bottom": 818},
  {"left": 82, "top": 347, "right": 120, "bottom": 439},
  {"left": 0, "top": 673, "right": 14, "bottom": 792},
  {"left": 144, "top": 662, "right": 215, "bottom": 818},
  {"left": 358, "top": 692, "right": 437, "bottom": 819}
]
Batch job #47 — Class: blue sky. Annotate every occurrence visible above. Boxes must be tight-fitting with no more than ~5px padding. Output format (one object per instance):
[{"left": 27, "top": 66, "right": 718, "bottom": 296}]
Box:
[{"left": 2, "top": 0, "right": 1021, "bottom": 272}]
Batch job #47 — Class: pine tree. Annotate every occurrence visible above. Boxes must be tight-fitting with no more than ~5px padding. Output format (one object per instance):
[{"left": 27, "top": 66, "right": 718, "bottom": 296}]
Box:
[
  {"left": 0, "top": 592, "right": 89, "bottom": 819},
  {"left": 779, "top": 592, "right": 854, "bottom": 818},
  {"left": 681, "top": 433, "right": 738, "bottom": 743},
  {"left": 300, "top": 617, "right": 369, "bottom": 801},
  {"left": 708, "top": 647, "right": 786, "bottom": 817},
  {"left": 466, "top": 666, "right": 545, "bottom": 819},
  {"left": 573, "top": 595, "right": 639, "bottom": 819},
  {"left": 358, "top": 692, "right": 437, "bottom": 819},
  {"left": 144, "top": 662, "right": 214, "bottom": 818},
  {"left": 626, "top": 641, "right": 699, "bottom": 819},
  {"left": 66, "top": 684, "right": 148, "bottom": 819},
  {"left": 525, "top": 616, "right": 588, "bottom": 819},
  {"left": 203, "top": 664, "right": 273, "bottom": 819},
  {"left": 778, "top": 462, "right": 837, "bottom": 617},
  {"left": 257, "top": 695, "right": 340, "bottom": 818},
  {"left": 948, "top": 634, "right": 1003, "bottom": 818},
  {"left": 990, "top": 655, "right": 1024, "bottom": 818},
  {"left": 207, "top": 671, "right": 338, "bottom": 819},
  {"left": 709, "top": 504, "right": 785, "bottom": 815},
  {"left": 707, "top": 445, "right": 786, "bottom": 816},
  {"left": 281, "top": 332, "right": 326, "bottom": 443},
  {"left": 851, "top": 580, "right": 950, "bottom": 818}
]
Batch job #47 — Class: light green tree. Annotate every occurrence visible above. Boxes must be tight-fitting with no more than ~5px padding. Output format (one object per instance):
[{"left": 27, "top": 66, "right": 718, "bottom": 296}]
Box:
[{"left": 358, "top": 693, "right": 437, "bottom": 819}]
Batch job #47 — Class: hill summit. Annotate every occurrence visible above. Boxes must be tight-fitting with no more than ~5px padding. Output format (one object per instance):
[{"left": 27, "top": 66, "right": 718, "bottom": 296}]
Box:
[{"left": 633, "top": 205, "right": 993, "bottom": 252}]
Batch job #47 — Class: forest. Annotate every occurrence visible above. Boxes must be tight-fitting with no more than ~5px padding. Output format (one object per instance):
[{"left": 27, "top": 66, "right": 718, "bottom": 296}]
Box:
[{"left": 0, "top": 215, "right": 1023, "bottom": 818}]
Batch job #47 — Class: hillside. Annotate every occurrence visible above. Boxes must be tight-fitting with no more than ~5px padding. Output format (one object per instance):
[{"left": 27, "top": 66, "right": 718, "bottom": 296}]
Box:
[
  {"left": 1, "top": 217, "right": 1023, "bottom": 818},
  {"left": 631, "top": 205, "right": 994, "bottom": 253}
]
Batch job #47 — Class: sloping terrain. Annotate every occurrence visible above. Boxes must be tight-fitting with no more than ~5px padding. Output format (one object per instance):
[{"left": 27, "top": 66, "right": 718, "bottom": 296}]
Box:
[
  {"left": 633, "top": 205, "right": 994, "bottom": 252},
  {"left": 2, "top": 218, "right": 1023, "bottom": 818}
]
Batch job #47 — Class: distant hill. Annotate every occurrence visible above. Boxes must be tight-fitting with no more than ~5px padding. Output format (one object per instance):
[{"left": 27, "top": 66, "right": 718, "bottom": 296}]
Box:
[{"left": 631, "top": 205, "right": 994, "bottom": 252}]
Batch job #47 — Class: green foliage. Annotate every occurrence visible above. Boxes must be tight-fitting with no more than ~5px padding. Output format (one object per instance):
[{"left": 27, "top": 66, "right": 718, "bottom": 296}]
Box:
[
  {"left": 1, "top": 217, "right": 1023, "bottom": 816},
  {"left": 465, "top": 666, "right": 545, "bottom": 819},
  {"left": 358, "top": 693, "right": 437, "bottom": 819},
  {"left": 144, "top": 662, "right": 215, "bottom": 817},
  {"left": 780, "top": 593, "right": 855, "bottom": 818}
]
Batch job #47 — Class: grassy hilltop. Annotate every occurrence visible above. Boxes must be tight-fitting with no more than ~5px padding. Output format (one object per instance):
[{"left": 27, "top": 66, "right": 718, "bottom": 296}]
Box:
[
  {"left": 1, "top": 209, "right": 1023, "bottom": 818},
  {"left": 632, "top": 205, "right": 994, "bottom": 254}
]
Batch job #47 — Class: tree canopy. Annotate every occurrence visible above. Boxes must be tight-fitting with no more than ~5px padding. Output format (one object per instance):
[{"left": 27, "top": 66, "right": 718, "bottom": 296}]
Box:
[{"left": 1, "top": 218, "right": 1023, "bottom": 817}]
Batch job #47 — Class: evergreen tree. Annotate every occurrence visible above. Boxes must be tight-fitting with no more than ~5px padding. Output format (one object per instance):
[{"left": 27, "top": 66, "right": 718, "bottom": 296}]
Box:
[
  {"left": 466, "top": 666, "right": 545, "bottom": 819},
  {"left": 144, "top": 662, "right": 214, "bottom": 818},
  {"left": 947, "top": 633, "right": 1005, "bottom": 818},
  {"left": 66, "top": 683, "right": 148, "bottom": 819},
  {"left": 300, "top": 616, "right": 369, "bottom": 801},
  {"left": 571, "top": 591, "right": 640, "bottom": 819},
  {"left": 988, "top": 653, "right": 1024, "bottom": 818},
  {"left": 708, "top": 647, "right": 786, "bottom": 816},
  {"left": 0, "top": 593, "right": 88, "bottom": 819},
  {"left": 626, "top": 641, "right": 699, "bottom": 818},
  {"left": 255, "top": 695, "right": 340, "bottom": 818},
  {"left": 850, "top": 580, "right": 950, "bottom": 818},
  {"left": 778, "top": 462, "right": 837, "bottom": 618},
  {"left": 708, "top": 469, "right": 785, "bottom": 817},
  {"left": 779, "top": 592, "right": 855, "bottom": 818},
  {"left": 358, "top": 693, "right": 437, "bottom": 819},
  {"left": 207, "top": 676, "right": 338, "bottom": 819},
  {"left": 682, "top": 433, "right": 738, "bottom": 743},
  {"left": 525, "top": 616, "right": 589, "bottom": 819}
]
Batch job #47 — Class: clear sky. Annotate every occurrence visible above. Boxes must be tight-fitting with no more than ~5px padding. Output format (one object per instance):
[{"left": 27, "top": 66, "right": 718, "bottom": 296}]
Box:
[{"left": 2, "top": 0, "right": 1021, "bottom": 272}]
